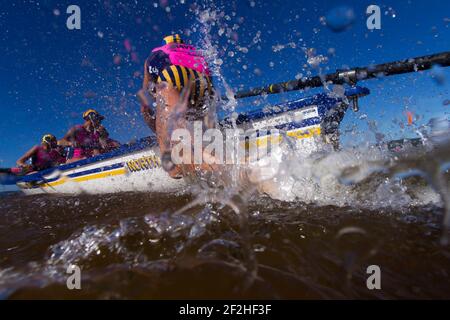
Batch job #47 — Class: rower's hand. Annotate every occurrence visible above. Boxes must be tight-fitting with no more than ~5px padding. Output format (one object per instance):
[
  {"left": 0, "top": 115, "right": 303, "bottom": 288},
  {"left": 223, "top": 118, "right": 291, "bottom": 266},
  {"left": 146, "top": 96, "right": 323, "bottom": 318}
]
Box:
[
  {"left": 138, "top": 89, "right": 157, "bottom": 132},
  {"left": 18, "top": 164, "right": 33, "bottom": 173},
  {"left": 140, "top": 103, "right": 149, "bottom": 114},
  {"left": 137, "top": 89, "right": 152, "bottom": 108}
]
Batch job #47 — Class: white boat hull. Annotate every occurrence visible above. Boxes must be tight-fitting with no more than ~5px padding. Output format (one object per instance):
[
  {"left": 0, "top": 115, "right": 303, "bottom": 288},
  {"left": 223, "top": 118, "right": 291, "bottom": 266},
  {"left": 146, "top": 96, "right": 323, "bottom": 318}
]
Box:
[
  {"left": 18, "top": 144, "right": 186, "bottom": 195},
  {"left": 16, "top": 87, "right": 369, "bottom": 195}
]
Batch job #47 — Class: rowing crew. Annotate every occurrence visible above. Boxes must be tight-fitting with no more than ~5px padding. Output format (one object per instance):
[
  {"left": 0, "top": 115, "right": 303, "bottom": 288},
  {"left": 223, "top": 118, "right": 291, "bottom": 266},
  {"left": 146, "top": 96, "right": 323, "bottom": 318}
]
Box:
[
  {"left": 6, "top": 109, "right": 120, "bottom": 175},
  {"left": 7, "top": 34, "right": 214, "bottom": 178}
]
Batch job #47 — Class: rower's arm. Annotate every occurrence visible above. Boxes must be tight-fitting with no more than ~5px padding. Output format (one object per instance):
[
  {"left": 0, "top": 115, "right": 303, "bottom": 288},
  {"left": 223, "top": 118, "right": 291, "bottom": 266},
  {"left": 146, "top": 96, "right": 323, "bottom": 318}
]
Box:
[
  {"left": 58, "top": 127, "right": 76, "bottom": 147},
  {"left": 140, "top": 60, "right": 157, "bottom": 132},
  {"left": 16, "top": 146, "right": 38, "bottom": 167},
  {"left": 142, "top": 59, "right": 150, "bottom": 93},
  {"left": 97, "top": 125, "right": 109, "bottom": 137},
  {"left": 140, "top": 104, "right": 156, "bottom": 133},
  {"left": 97, "top": 126, "right": 120, "bottom": 150}
]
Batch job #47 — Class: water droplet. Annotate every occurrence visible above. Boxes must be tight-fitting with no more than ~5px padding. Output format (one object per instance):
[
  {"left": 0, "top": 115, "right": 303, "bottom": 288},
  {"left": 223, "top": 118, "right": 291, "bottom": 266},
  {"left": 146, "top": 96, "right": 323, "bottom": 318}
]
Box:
[
  {"left": 325, "top": 6, "right": 355, "bottom": 32},
  {"left": 253, "top": 244, "right": 266, "bottom": 252},
  {"left": 430, "top": 64, "right": 446, "bottom": 86}
]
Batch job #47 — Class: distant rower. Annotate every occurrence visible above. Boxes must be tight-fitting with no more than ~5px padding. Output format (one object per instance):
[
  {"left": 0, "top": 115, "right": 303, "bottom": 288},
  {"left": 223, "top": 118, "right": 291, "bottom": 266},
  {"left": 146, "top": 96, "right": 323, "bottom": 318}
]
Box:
[
  {"left": 13, "top": 134, "right": 66, "bottom": 174},
  {"left": 59, "top": 109, "right": 117, "bottom": 162}
]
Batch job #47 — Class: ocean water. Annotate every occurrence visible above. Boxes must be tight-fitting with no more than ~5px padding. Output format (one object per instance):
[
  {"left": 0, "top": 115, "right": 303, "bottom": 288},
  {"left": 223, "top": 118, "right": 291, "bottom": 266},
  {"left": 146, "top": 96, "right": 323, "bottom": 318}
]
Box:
[{"left": 1, "top": 139, "right": 449, "bottom": 299}]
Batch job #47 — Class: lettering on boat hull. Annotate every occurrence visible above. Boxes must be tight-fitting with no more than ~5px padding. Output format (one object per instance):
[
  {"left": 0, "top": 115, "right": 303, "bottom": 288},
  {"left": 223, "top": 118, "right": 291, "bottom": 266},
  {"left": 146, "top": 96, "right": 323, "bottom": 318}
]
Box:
[{"left": 126, "top": 155, "right": 161, "bottom": 172}]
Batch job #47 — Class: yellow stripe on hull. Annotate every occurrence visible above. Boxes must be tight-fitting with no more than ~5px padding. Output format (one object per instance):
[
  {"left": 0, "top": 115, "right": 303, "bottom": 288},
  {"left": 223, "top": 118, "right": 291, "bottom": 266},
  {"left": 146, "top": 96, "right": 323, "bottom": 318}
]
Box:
[
  {"left": 37, "top": 167, "right": 127, "bottom": 189},
  {"left": 244, "top": 127, "right": 322, "bottom": 149},
  {"left": 287, "top": 127, "right": 321, "bottom": 139}
]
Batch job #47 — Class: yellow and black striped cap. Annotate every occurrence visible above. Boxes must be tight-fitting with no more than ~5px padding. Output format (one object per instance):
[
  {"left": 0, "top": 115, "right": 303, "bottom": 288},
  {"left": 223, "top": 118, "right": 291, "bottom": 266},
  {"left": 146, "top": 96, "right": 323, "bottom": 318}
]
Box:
[{"left": 162, "top": 34, "right": 183, "bottom": 45}]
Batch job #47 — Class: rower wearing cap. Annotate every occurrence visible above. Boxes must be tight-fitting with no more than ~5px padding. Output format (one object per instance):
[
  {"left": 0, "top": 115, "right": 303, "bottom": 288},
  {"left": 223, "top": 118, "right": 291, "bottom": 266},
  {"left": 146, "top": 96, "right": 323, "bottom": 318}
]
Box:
[
  {"left": 59, "top": 109, "right": 110, "bottom": 162},
  {"left": 139, "top": 34, "right": 215, "bottom": 178},
  {"left": 14, "top": 134, "right": 66, "bottom": 174}
]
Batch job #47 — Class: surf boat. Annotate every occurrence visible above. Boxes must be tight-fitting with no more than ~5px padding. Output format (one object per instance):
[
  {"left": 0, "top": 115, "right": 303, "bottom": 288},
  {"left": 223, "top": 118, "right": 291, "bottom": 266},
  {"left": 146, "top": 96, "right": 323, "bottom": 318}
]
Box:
[
  {"left": 3, "top": 51, "right": 449, "bottom": 195},
  {"left": 12, "top": 86, "right": 368, "bottom": 195}
]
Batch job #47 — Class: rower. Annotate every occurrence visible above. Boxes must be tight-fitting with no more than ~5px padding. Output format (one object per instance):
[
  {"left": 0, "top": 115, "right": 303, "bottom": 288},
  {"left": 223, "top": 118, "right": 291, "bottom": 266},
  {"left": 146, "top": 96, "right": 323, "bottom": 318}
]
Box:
[
  {"left": 58, "top": 109, "right": 109, "bottom": 162},
  {"left": 139, "top": 34, "right": 216, "bottom": 178},
  {"left": 14, "top": 134, "right": 66, "bottom": 174}
]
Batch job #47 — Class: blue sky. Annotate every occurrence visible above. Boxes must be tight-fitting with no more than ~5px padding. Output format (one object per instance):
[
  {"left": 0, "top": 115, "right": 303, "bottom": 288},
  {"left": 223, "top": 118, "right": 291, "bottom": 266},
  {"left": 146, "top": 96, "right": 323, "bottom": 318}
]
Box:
[{"left": 0, "top": 0, "right": 449, "bottom": 172}]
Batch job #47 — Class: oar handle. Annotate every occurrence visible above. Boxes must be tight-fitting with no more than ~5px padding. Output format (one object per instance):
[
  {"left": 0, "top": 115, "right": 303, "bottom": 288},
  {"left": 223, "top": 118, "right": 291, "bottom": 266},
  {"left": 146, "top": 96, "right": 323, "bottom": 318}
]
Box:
[{"left": 229, "top": 51, "right": 450, "bottom": 100}]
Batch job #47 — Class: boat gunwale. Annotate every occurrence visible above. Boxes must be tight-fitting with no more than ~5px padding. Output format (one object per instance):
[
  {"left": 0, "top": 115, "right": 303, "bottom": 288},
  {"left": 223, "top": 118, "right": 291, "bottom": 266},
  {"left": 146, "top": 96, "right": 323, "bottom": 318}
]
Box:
[{"left": 220, "top": 86, "right": 369, "bottom": 126}]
